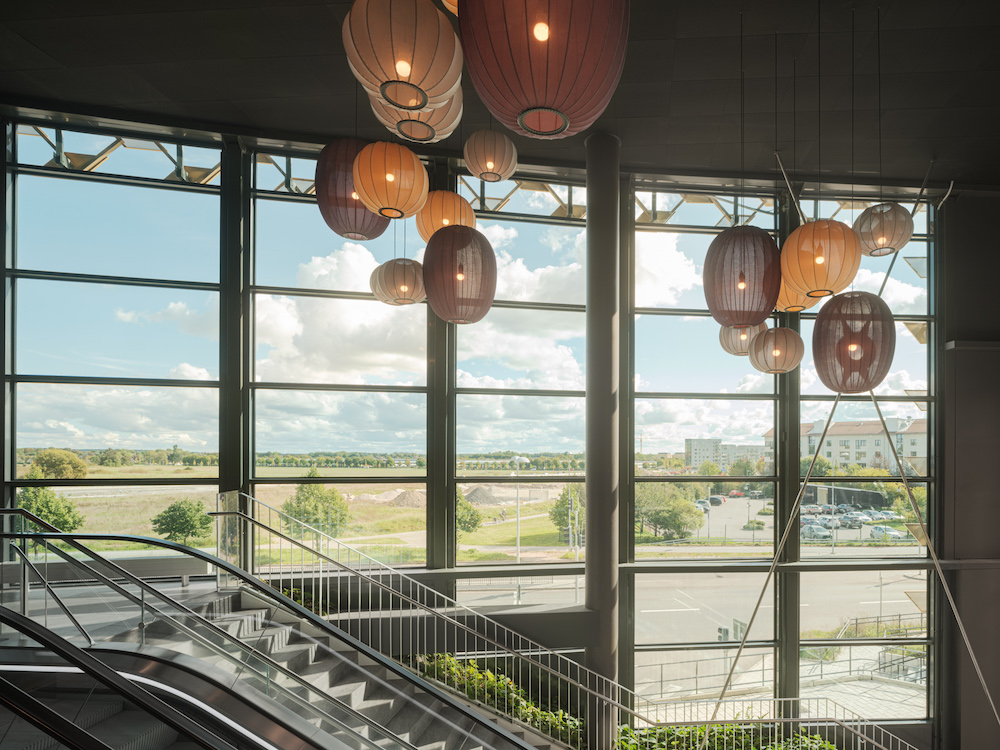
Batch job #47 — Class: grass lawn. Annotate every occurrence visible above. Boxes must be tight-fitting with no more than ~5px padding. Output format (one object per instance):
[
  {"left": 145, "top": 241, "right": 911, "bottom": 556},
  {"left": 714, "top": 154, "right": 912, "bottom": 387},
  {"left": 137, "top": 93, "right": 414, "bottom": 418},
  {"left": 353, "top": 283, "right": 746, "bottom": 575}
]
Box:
[{"left": 463, "top": 514, "right": 561, "bottom": 547}]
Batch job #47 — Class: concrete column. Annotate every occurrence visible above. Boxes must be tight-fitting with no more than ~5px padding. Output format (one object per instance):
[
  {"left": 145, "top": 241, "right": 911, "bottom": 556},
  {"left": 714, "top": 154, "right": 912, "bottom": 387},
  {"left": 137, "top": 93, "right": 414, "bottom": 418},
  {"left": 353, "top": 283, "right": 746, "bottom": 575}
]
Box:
[{"left": 584, "top": 133, "right": 620, "bottom": 750}]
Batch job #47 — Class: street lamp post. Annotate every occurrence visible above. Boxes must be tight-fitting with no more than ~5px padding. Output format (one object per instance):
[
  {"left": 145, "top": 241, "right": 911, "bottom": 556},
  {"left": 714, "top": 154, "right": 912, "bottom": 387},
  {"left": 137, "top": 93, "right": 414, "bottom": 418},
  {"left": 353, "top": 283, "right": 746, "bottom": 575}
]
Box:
[{"left": 513, "top": 456, "right": 529, "bottom": 604}]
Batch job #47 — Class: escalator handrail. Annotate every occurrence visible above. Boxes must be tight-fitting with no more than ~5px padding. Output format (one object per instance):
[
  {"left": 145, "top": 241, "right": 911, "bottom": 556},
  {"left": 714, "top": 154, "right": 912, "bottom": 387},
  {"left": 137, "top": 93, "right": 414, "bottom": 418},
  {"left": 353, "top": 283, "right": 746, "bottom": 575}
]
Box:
[
  {"left": 0, "top": 671, "right": 115, "bottom": 750},
  {"left": 0, "top": 605, "right": 243, "bottom": 750},
  {"left": 2, "top": 529, "right": 535, "bottom": 750},
  {"left": 2, "top": 529, "right": 420, "bottom": 750}
]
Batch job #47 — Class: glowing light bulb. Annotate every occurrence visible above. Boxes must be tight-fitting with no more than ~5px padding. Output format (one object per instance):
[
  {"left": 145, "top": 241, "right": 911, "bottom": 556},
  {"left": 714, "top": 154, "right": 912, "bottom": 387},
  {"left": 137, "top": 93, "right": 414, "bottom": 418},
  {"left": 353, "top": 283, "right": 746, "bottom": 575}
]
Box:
[
  {"left": 737, "top": 281, "right": 746, "bottom": 290},
  {"left": 772, "top": 349, "right": 781, "bottom": 357},
  {"left": 848, "top": 343, "right": 858, "bottom": 352},
  {"left": 385, "top": 173, "right": 395, "bottom": 182},
  {"left": 486, "top": 161, "right": 494, "bottom": 170},
  {"left": 456, "top": 263, "right": 465, "bottom": 281},
  {"left": 395, "top": 60, "right": 411, "bottom": 77},
  {"left": 815, "top": 255, "right": 825, "bottom": 264},
  {"left": 533, "top": 22, "right": 549, "bottom": 41},
  {"left": 739, "top": 332, "right": 748, "bottom": 341},
  {"left": 400, "top": 284, "right": 408, "bottom": 292},
  {"left": 443, "top": 218, "right": 450, "bottom": 225},
  {"left": 351, "top": 191, "right": 359, "bottom": 200}
]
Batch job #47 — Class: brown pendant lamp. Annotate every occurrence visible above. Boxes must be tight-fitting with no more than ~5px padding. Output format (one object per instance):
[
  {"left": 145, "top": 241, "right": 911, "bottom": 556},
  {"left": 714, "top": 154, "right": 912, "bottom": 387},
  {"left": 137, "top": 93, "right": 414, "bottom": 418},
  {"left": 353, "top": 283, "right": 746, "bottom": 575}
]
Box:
[
  {"left": 853, "top": 202, "right": 914, "bottom": 256},
  {"left": 315, "top": 139, "right": 390, "bottom": 241},
  {"left": 416, "top": 191, "right": 477, "bottom": 242},
  {"left": 423, "top": 226, "right": 497, "bottom": 324},
  {"left": 703, "top": 226, "right": 782, "bottom": 328},
  {"left": 464, "top": 130, "right": 518, "bottom": 183},
  {"left": 343, "top": 0, "right": 463, "bottom": 112},
  {"left": 369, "top": 86, "right": 463, "bottom": 144},
  {"left": 370, "top": 258, "right": 426, "bottom": 305},
  {"left": 813, "top": 291, "right": 896, "bottom": 393},
  {"left": 459, "top": 0, "right": 630, "bottom": 139},
  {"left": 719, "top": 322, "right": 768, "bottom": 357},
  {"left": 748, "top": 327, "right": 804, "bottom": 374},
  {"left": 775, "top": 278, "right": 819, "bottom": 313},
  {"left": 780, "top": 219, "right": 862, "bottom": 298},
  {"left": 352, "top": 142, "right": 429, "bottom": 219}
]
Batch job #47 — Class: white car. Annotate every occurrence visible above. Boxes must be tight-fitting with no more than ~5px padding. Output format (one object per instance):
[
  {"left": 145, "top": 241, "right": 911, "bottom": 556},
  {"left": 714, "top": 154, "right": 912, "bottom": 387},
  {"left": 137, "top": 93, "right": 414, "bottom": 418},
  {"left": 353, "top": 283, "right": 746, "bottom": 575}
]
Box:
[
  {"left": 695, "top": 499, "right": 711, "bottom": 513},
  {"left": 801, "top": 525, "right": 832, "bottom": 540},
  {"left": 870, "top": 525, "right": 904, "bottom": 540}
]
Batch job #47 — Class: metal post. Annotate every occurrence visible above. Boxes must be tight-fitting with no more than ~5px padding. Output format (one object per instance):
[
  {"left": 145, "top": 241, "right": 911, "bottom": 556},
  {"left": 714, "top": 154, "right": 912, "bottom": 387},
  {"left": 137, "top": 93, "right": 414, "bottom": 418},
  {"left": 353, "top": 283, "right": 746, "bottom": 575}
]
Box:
[
  {"left": 584, "top": 131, "right": 620, "bottom": 750},
  {"left": 1, "top": 120, "right": 12, "bottom": 629}
]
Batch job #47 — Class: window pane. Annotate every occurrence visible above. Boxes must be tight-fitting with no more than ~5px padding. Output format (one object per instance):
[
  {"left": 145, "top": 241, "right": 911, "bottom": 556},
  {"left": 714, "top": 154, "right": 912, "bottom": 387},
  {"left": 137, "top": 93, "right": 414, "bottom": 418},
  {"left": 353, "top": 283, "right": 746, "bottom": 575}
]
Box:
[
  {"left": 635, "top": 647, "right": 773, "bottom": 701},
  {"left": 635, "top": 314, "right": 775, "bottom": 394},
  {"left": 457, "top": 308, "right": 584, "bottom": 390},
  {"left": 16, "top": 384, "right": 218, "bottom": 479},
  {"left": 254, "top": 390, "right": 425, "bottom": 477},
  {"left": 456, "top": 574, "right": 585, "bottom": 607},
  {"left": 15, "top": 176, "right": 219, "bottom": 282},
  {"left": 634, "top": 231, "right": 708, "bottom": 309},
  {"left": 456, "top": 395, "right": 585, "bottom": 455},
  {"left": 458, "top": 178, "right": 584, "bottom": 219},
  {"left": 456, "top": 480, "right": 584, "bottom": 566},
  {"left": 801, "top": 571, "right": 928, "bottom": 640},
  {"left": 634, "top": 482, "right": 775, "bottom": 560},
  {"left": 255, "top": 295, "right": 426, "bottom": 386},
  {"left": 635, "top": 191, "right": 776, "bottom": 230},
  {"left": 252, "top": 482, "right": 426, "bottom": 567},
  {"left": 635, "top": 573, "right": 773, "bottom": 644},
  {"left": 17, "top": 280, "right": 218, "bottom": 379}
]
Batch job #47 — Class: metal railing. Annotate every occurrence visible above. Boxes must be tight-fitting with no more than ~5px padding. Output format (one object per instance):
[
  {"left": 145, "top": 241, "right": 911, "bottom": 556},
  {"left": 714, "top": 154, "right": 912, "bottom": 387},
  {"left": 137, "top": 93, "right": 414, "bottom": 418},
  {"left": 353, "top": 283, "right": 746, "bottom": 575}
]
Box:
[{"left": 216, "top": 492, "right": 925, "bottom": 750}]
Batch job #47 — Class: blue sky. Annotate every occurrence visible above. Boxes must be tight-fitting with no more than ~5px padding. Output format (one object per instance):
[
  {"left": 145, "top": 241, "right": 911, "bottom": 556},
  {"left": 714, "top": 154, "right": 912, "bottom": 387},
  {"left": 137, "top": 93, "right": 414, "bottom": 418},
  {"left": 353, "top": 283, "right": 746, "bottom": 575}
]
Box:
[{"left": 13, "top": 129, "right": 930, "bottom": 456}]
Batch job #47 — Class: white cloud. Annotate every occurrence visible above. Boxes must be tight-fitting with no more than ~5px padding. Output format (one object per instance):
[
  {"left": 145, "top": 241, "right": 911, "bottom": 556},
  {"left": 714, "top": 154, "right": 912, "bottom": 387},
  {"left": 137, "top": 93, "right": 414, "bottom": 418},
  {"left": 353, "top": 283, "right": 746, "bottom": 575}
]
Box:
[
  {"left": 114, "top": 299, "right": 218, "bottom": 339},
  {"left": 170, "top": 363, "right": 213, "bottom": 380},
  {"left": 851, "top": 268, "right": 926, "bottom": 314},
  {"left": 634, "top": 398, "right": 773, "bottom": 453},
  {"left": 635, "top": 232, "right": 700, "bottom": 307},
  {"left": 735, "top": 373, "right": 771, "bottom": 393}
]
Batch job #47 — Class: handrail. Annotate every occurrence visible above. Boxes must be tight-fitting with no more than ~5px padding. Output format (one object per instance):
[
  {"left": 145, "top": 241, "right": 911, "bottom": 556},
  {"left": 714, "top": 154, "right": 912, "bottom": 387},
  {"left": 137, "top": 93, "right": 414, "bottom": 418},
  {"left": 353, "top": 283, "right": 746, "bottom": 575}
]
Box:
[
  {"left": 2, "top": 531, "right": 421, "bottom": 750},
  {"left": 9, "top": 544, "right": 95, "bottom": 646},
  {"left": 0, "top": 604, "right": 244, "bottom": 750},
  {"left": 0, "top": 672, "right": 116, "bottom": 750},
  {"left": 1, "top": 526, "right": 533, "bottom": 750}
]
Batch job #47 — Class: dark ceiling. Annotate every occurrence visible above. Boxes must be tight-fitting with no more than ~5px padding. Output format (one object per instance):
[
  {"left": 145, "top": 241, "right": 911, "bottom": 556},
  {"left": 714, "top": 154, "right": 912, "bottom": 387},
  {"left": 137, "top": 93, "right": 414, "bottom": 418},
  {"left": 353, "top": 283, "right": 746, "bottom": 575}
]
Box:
[{"left": 2, "top": 1, "right": 999, "bottom": 189}]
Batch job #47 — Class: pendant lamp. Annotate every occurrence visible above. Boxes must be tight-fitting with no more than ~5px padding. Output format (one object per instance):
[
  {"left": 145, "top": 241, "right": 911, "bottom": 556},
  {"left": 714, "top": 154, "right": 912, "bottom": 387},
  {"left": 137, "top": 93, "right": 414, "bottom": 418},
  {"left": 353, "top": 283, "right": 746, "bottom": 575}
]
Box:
[
  {"left": 853, "top": 202, "right": 914, "bottom": 256},
  {"left": 780, "top": 219, "right": 862, "bottom": 298},
  {"left": 748, "top": 327, "right": 804, "bottom": 374},
  {"left": 369, "top": 86, "right": 463, "bottom": 144},
  {"left": 459, "top": 0, "right": 630, "bottom": 139},
  {"left": 423, "top": 226, "right": 497, "bottom": 324},
  {"left": 343, "top": 0, "right": 463, "bottom": 112},
  {"left": 813, "top": 291, "right": 896, "bottom": 393},
  {"left": 775, "top": 278, "right": 819, "bottom": 313},
  {"left": 441, "top": 0, "right": 457, "bottom": 14},
  {"left": 463, "top": 130, "right": 518, "bottom": 183},
  {"left": 353, "top": 142, "right": 429, "bottom": 219},
  {"left": 416, "top": 191, "right": 477, "bottom": 242},
  {"left": 719, "top": 322, "right": 768, "bottom": 357},
  {"left": 315, "top": 139, "right": 390, "bottom": 241},
  {"left": 370, "top": 258, "right": 426, "bottom": 305},
  {"left": 703, "top": 225, "right": 782, "bottom": 328}
]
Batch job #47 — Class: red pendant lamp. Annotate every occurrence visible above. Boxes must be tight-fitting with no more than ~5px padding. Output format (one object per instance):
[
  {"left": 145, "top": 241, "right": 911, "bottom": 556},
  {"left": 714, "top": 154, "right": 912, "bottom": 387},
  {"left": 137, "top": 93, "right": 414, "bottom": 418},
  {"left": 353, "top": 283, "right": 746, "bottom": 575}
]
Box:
[
  {"left": 703, "top": 225, "right": 782, "bottom": 328},
  {"left": 343, "top": 0, "right": 463, "bottom": 112},
  {"left": 315, "top": 139, "right": 389, "bottom": 241},
  {"left": 423, "top": 226, "right": 497, "bottom": 324},
  {"left": 459, "top": 0, "right": 630, "bottom": 139},
  {"left": 780, "top": 219, "right": 862, "bottom": 298},
  {"left": 416, "top": 191, "right": 477, "bottom": 242},
  {"left": 813, "top": 291, "right": 896, "bottom": 393}
]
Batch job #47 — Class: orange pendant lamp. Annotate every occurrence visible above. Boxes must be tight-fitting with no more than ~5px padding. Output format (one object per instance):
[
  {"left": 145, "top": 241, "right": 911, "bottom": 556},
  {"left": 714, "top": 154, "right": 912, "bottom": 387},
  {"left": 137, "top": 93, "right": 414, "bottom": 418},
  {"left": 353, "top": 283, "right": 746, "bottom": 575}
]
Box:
[
  {"left": 780, "top": 219, "right": 862, "bottom": 298},
  {"left": 416, "top": 191, "right": 477, "bottom": 242},
  {"left": 352, "top": 142, "right": 429, "bottom": 219},
  {"left": 775, "top": 279, "right": 819, "bottom": 313}
]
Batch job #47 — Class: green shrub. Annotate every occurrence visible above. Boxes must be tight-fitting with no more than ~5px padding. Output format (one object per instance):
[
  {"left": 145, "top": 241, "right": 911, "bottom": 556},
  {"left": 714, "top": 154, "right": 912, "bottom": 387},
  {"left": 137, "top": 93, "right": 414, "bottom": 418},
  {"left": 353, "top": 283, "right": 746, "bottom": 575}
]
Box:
[
  {"left": 617, "top": 724, "right": 836, "bottom": 750},
  {"left": 757, "top": 507, "right": 775, "bottom": 516},
  {"left": 743, "top": 519, "right": 765, "bottom": 530}
]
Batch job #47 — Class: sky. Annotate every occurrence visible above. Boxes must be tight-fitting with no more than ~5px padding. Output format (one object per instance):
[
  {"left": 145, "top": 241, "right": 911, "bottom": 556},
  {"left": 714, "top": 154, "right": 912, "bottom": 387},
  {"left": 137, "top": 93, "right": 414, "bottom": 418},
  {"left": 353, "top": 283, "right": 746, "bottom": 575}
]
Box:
[{"left": 13, "top": 128, "right": 931, "bottom": 458}]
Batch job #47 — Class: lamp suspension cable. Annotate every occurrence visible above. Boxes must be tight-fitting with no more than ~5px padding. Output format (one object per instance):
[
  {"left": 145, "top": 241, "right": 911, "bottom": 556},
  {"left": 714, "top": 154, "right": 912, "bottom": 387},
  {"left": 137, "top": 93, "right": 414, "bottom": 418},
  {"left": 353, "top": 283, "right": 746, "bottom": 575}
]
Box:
[
  {"left": 738, "top": 9, "right": 744, "bottom": 227},
  {"left": 869, "top": 392, "right": 1000, "bottom": 733},
  {"left": 775, "top": 57, "right": 807, "bottom": 225},
  {"left": 696, "top": 395, "right": 843, "bottom": 750},
  {"left": 817, "top": 0, "right": 822, "bottom": 190},
  {"left": 877, "top": 5, "right": 883, "bottom": 204},
  {"left": 850, "top": 5, "right": 855, "bottom": 291}
]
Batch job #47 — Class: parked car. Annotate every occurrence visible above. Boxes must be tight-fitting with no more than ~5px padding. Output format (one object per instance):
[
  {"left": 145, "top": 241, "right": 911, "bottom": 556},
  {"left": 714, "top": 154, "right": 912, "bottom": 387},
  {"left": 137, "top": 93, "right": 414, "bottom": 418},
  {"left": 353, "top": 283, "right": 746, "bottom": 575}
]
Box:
[
  {"left": 709, "top": 495, "right": 724, "bottom": 506},
  {"left": 729, "top": 490, "right": 744, "bottom": 497},
  {"left": 837, "top": 503, "right": 859, "bottom": 513},
  {"left": 749, "top": 490, "right": 763, "bottom": 499},
  {"left": 818, "top": 516, "right": 840, "bottom": 530},
  {"left": 866, "top": 510, "right": 887, "bottom": 520},
  {"left": 800, "top": 516, "right": 822, "bottom": 527},
  {"left": 801, "top": 504, "right": 821, "bottom": 515},
  {"left": 695, "top": 499, "right": 711, "bottom": 513},
  {"left": 870, "top": 525, "right": 904, "bottom": 540},
  {"left": 880, "top": 510, "right": 900, "bottom": 520},
  {"left": 801, "top": 524, "right": 833, "bottom": 540},
  {"left": 819, "top": 504, "right": 836, "bottom": 515},
  {"left": 838, "top": 514, "right": 865, "bottom": 529}
]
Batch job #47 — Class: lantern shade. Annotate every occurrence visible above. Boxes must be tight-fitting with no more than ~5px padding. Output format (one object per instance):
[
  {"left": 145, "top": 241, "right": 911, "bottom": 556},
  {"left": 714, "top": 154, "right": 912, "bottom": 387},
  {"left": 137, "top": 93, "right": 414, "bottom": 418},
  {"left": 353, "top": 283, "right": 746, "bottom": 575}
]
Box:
[
  {"left": 780, "top": 219, "right": 863, "bottom": 298},
  {"left": 813, "top": 291, "right": 896, "bottom": 393},
  {"left": 459, "top": 0, "right": 629, "bottom": 139},
  {"left": 353, "top": 142, "right": 429, "bottom": 219},
  {"left": 441, "top": 0, "right": 457, "bottom": 14},
  {"left": 369, "top": 87, "right": 463, "bottom": 144},
  {"left": 703, "top": 225, "right": 782, "bottom": 328},
  {"left": 416, "top": 191, "right": 477, "bottom": 242},
  {"left": 315, "top": 139, "right": 390, "bottom": 241},
  {"left": 775, "top": 279, "right": 819, "bottom": 313},
  {"left": 370, "top": 258, "right": 426, "bottom": 305},
  {"left": 423, "top": 226, "right": 497, "bottom": 324},
  {"left": 719, "top": 322, "right": 768, "bottom": 356},
  {"left": 463, "top": 130, "right": 518, "bottom": 183},
  {"left": 853, "top": 202, "right": 914, "bottom": 256},
  {"left": 748, "top": 327, "right": 804, "bottom": 374},
  {"left": 343, "top": 0, "right": 463, "bottom": 112}
]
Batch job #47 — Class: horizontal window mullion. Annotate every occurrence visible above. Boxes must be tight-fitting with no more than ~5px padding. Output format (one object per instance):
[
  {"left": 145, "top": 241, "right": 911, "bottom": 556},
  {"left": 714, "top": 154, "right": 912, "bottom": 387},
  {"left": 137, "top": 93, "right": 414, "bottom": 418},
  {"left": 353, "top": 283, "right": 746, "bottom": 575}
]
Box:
[
  {"left": 634, "top": 475, "right": 778, "bottom": 483},
  {"left": 8, "top": 269, "right": 219, "bottom": 292},
  {"left": 455, "top": 387, "right": 585, "bottom": 398},
  {"left": 252, "top": 382, "right": 426, "bottom": 394},
  {"left": 251, "top": 475, "right": 427, "bottom": 484},
  {"left": 473, "top": 210, "right": 585, "bottom": 229},
  {"left": 801, "top": 394, "right": 933, "bottom": 402},
  {"left": 633, "top": 641, "right": 775, "bottom": 653},
  {"left": 457, "top": 474, "right": 584, "bottom": 484},
  {"left": 12, "top": 164, "right": 220, "bottom": 195},
  {"left": 10, "top": 478, "right": 220, "bottom": 488},
  {"left": 9, "top": 374, "right": 219, "bottom": 388},
  {"left": 636, "top": 391, "right": 777, "bottom": 401},
  {"left": 491, "top": 299, "right": 586, "bottom": 313},
  {"left": 252, "top": 285, "right": 376, "bottom": 301}
]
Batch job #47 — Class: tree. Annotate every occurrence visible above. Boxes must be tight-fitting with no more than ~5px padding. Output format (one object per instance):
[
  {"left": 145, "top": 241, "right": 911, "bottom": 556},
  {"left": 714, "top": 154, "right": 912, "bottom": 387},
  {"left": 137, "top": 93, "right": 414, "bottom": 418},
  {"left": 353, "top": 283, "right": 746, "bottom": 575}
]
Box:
[
  {"left": 33, "top": 448, "right": 87, "bottom": 479},
  {"left": 548, "top": 484, "right": 586, "bottom": 536},
  {"left": 697, "top": 460, "right": 721, "bottom": 476},
  {"left": 729, "top": 459, "right": 756, "bottom": 478},
  {"left": 634, "top": 482, "right": 704, "bottom": 539},
  {"left": 17, "top": 466, "right": 85, "bottom": 531},
  {"left": 96, "top": 448, "right": 123, "bottom": 467},
  {"left": 456, "top": 487, "right": 482, "bottom": 535},
  {"left": 282, "top": 468, "right": 351, "bottom": 536},
  {"left": 151, "top": 499, "right": 212, "bottom": 545},
  {"left": 800, "top": 455, "right": 832, "bottom": 477}
]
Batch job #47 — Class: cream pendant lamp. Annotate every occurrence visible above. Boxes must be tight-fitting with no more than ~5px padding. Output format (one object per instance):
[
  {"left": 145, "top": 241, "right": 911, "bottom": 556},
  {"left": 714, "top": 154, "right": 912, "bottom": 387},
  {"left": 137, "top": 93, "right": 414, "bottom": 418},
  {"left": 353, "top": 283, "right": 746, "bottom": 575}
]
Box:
[
  {"left": 748, "top": 327, "right": 804, "bottom": 374},
  {"left": 463, "top": 129, "right": 518, "bottom": 183},
  {"left": 719, "top": 322, "right": 768, "bottom": 356},
  {"left": 370, "top": 258, "right": 426, "bottom": 305},
  {"left": 369, "top": 86, "right": 463, "bottom": 144}
]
